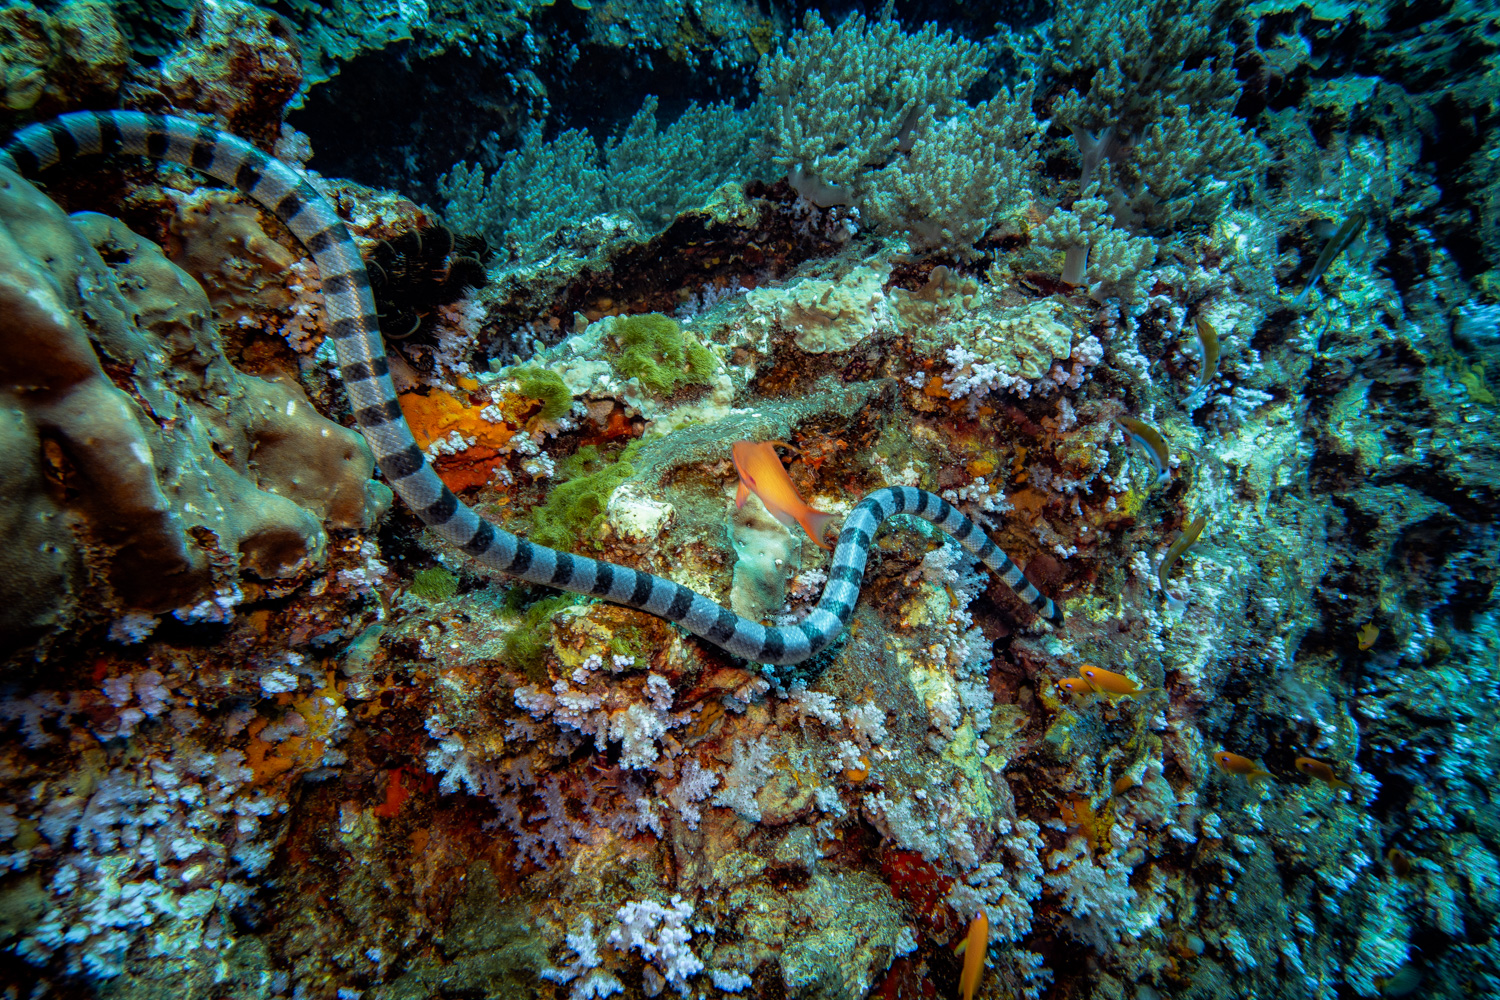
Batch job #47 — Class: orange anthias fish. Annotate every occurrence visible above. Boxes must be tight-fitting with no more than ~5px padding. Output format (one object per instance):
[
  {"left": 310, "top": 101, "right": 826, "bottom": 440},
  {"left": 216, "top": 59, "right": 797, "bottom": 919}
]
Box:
[
  {"left": 1079, "top": 665, "right": 1142, "bottom": 696},
  {"left": 1214, "top": 751, "right": 1272, "bottom": 781},
  {"left": 1056, "top": 677, "right": 1095, "bottom": 696},
  {"left": 1295, "top": 756, "right": 1353, "bottom": 790},
  {"left": 955, "top": 910, "right": 989, "bottom": 1000},
  {"left": 732, "top": 441, "right": 838, "bottom": 550}
]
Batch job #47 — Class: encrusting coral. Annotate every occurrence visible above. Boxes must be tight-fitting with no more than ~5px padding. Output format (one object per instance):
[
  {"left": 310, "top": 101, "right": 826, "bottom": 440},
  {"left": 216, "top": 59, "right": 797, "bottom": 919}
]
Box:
[{"left": 0, "top": 165, "right": 389, "bottom": 650}]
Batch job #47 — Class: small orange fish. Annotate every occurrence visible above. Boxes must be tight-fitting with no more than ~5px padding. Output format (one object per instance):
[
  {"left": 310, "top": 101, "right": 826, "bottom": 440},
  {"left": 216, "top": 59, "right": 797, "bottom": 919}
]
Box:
[
  {"left": 955, "top": 909, "right": 989, "bottom": 1000},
  {"left": 1079, "top": 664, "right": 1141, "bottom": 696},
  {"left": 1056, "top": 677, "right": 1095, "bottom": 696},
  {"left": 1356, "top": 623, "right": 1379, "bottom": 650},
  {"left": 732, "top": 441, "right": 838, "bottom": 550},
  {"left": 1295, "top": 756, "right": 1352, "bottom": 790},
  {"left": 1213, "top": 751, "right": 1272, "bottom": 781}
]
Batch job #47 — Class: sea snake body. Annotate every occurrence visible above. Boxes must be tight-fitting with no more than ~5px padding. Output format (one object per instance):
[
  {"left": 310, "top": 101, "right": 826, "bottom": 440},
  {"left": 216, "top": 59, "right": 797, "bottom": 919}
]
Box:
[{"left": 2, "top": 111, "right": 1062, "bottom": 668}]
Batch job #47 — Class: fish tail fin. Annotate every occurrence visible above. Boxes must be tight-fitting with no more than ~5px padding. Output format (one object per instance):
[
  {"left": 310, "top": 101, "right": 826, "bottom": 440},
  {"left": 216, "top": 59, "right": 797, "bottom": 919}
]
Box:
[{"left": 803, "top": 510, "right": 838, "bottom": 550}]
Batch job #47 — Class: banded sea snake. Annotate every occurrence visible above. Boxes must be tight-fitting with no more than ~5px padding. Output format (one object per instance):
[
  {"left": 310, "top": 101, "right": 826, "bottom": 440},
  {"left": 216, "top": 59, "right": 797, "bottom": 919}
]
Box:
[{"left": 2, "top": 111, "right": 1062, "bottom": 668}]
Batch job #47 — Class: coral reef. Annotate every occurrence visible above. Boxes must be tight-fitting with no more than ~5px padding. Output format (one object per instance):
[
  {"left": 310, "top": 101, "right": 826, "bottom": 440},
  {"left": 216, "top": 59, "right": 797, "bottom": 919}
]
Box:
[{"left": 3, "top": 3, "right": 1500, "bottom": 1000}]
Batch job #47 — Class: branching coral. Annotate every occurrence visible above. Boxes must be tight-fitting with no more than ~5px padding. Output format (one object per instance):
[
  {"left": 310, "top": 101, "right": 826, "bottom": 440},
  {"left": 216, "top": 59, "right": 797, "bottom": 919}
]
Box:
[
  {"left": 603, "top": 95, "right": 770, "bottom": 231},
  {"left": 1049, "top": 0, "right": 1241, "bottom": 136},
  {"left": 864, "top": 85, "right": 1046, "bottom": 253},
  {"left": 1120, "top": 104, "right": 1268, "bottom": 229},
  {"left": 1046, "top": 0, "right": 1265, "bottom": 230},
  {"left": 1033, "top": 183, "right": 1159, "bottom": 298},
  {"left": 439, "top": 94, "right": 763, "bottom": 252},
  {"left": 758, "top": 11, "right": 986, "bottom": 203},
  {"left": 440, "top": 127, "right": 606, "bottom": 250}
]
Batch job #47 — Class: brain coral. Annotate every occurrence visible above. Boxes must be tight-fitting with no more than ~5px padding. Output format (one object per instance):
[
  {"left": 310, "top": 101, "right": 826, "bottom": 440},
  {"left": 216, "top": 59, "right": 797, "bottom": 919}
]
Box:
[{"left": 0, "top": 166, "right": 390, "bottom": 651}]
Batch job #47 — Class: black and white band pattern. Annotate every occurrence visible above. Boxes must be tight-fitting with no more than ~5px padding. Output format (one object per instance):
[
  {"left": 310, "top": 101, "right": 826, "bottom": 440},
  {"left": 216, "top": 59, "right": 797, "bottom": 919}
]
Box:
[{"left": 2, "top": 111, "right": 1062, "bottom": 666}]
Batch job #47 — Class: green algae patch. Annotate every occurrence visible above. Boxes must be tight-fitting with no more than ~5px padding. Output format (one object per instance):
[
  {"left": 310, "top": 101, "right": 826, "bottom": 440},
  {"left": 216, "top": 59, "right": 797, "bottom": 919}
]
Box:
[
  {"left": 606, "top": 313, "right": 717, "bottom": 395},
  {"left": 409, "top": 567, "right": 458, "bottom": 602},
  {"left": 511, "top": 366, "right": 573, "bottom": 419},
  {"left": 1457, "top": 363, "right": 1496, "bottom": 405},
  {"left": 529, "top": 442, "right": 643, "bottom": 551},
  {"left": 502, "top": 592, "right": 582, "bottom": 680}
]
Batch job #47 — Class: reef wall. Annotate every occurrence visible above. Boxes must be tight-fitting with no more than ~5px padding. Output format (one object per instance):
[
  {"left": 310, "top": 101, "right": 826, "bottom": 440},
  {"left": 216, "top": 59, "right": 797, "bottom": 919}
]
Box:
[{"left": 1, "top": 2, "right": 1498, "bottom": 1000}]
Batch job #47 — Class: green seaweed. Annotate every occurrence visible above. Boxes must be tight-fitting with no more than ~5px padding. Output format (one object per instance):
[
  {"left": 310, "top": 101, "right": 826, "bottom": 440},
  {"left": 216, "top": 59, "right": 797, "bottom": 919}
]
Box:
[
  {"left": 529, "top": 441, "right": 643, "bottom": 551},
  {"left": 608, "top": 313, "right": 717, "bottom": 396},
  {"left": 607, "top": 628, "right": 646, "bottom": 663},
  {"left": 409, "top": 567, "right": 458, "bottom": 602},
  {"left": 502, "top": 593, "right": 581, "bottom": 679},
  {"left": 512, "top": 366, "right": 573, "bottom": 420}
]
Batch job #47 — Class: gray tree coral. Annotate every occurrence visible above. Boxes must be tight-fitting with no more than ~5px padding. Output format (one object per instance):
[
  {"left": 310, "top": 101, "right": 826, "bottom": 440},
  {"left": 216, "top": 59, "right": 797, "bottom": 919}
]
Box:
[
  {"left": 864, "top": 86, "right": 1046, "bottom": 254},
  {"left": 1049, "top": 0, "right": 1241, "bottom": 135},
  {"left": 439, "top": 127, "right": 606, "bottom": 249},
  {"left": 1034, "top": 182, "right": 1158, "bottom": 300},
  {"left": 758, "top": 11, "right": 987, "bottom": 206},
  {"left": 1047, "top": 0, "right": 1266, "bottom": 230},
  {"left": 438, "top": 95, "right": 764, "bottom": 252}
]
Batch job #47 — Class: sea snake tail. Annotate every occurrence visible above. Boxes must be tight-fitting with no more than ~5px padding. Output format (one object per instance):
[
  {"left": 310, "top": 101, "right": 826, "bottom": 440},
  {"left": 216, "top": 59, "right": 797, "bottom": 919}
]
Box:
[{"left": 2, "top": 111, "right": 1063, "bottom": 667}]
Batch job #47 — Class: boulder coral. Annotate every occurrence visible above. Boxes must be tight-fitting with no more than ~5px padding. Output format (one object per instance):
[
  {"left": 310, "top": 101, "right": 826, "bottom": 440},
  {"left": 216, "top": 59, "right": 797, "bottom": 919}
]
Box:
[{"left": 0, "top": 166, "right": 389, "bottom": 651}]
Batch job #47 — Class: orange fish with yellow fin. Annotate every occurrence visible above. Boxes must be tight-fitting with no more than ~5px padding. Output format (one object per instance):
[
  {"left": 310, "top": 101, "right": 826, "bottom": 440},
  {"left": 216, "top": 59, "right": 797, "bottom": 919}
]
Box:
[
  {"left": 1079, "top": 665, "right": 1142, "bottom": 696},
  {"left": 1213, "top": 751, "right": 1272, "bottom": 781},
  {"left": 955, "top": 910, "right": 989, "bottom": 1000},
  {"left": 732, "top": 441, "right": 838, "bottom": 550},
  {"left": 1295, "top": 756, "right": 1352, "bottom": 790}
]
